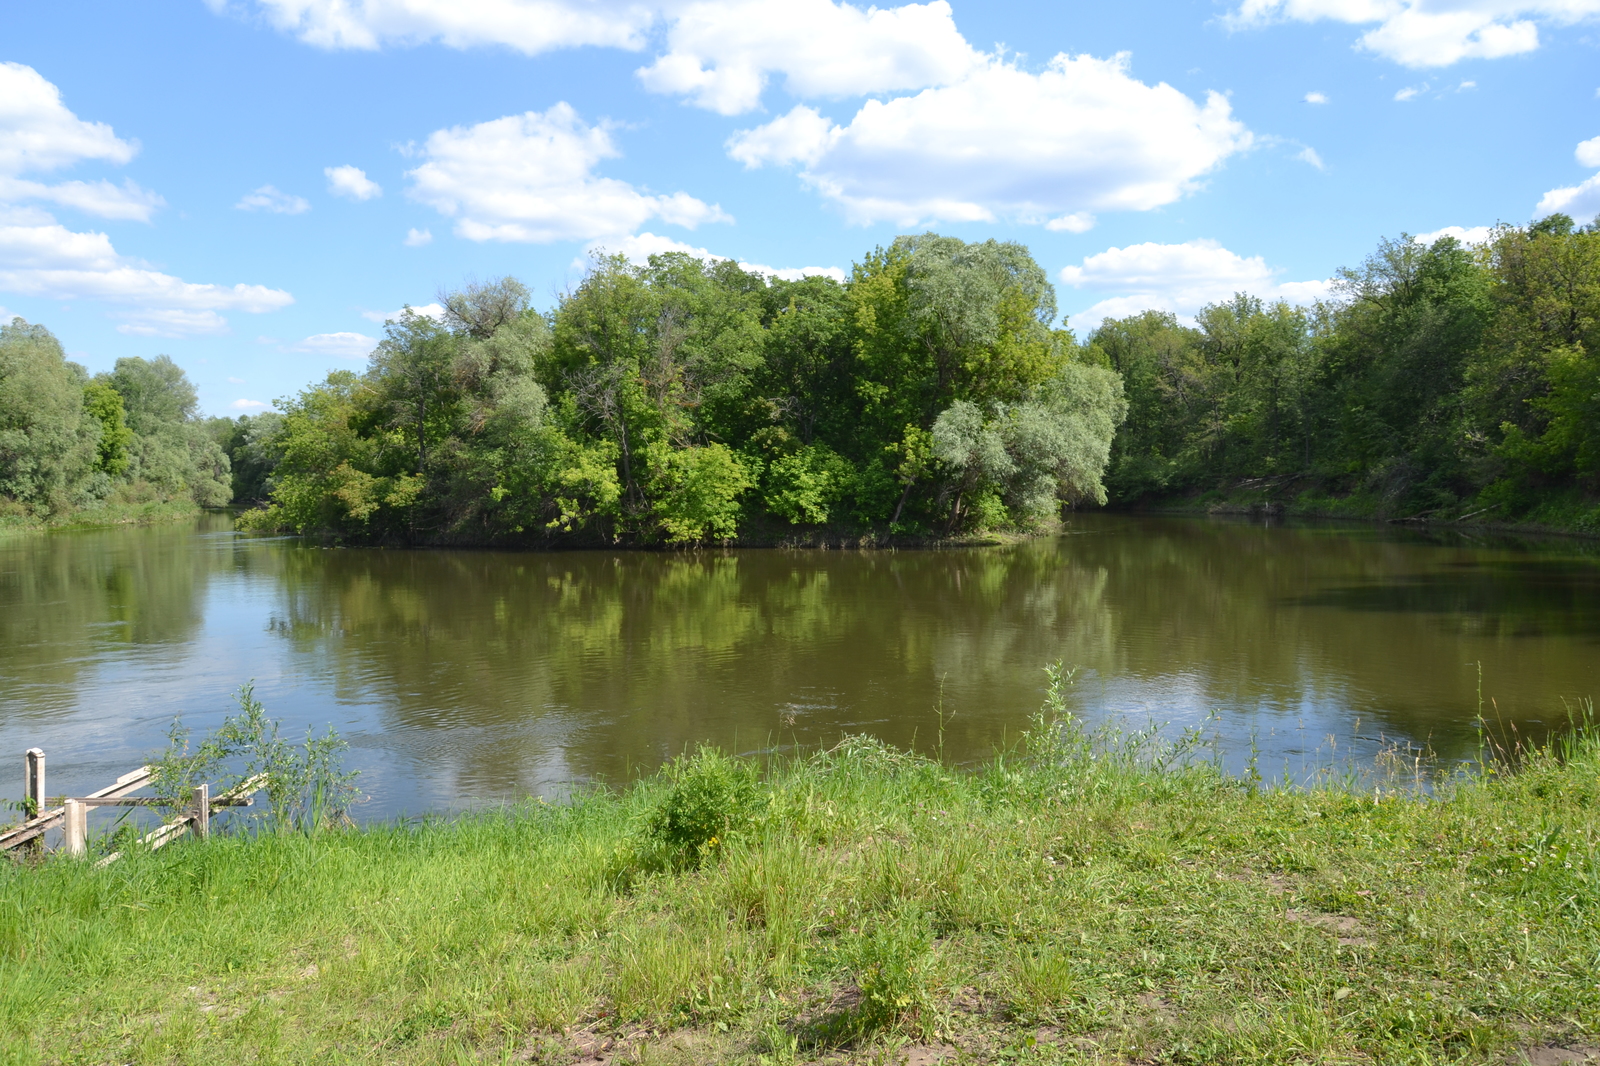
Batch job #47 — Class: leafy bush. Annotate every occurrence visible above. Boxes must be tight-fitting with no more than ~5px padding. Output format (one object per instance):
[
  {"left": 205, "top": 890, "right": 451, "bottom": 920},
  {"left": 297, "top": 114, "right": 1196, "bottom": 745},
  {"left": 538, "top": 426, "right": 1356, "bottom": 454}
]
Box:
[
  {"left": 646, "top": 746, "right": 765, "bottom": 863},
  {"left": 153, "top": 683, "right": 360, "bottom": 834}
]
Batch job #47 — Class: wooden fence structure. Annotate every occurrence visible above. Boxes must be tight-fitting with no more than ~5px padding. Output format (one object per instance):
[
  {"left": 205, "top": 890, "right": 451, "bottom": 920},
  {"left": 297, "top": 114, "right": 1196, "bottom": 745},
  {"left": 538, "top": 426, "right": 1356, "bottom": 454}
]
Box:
[{"left": 1, "top": 748, "right": 264, "bottom": 863}]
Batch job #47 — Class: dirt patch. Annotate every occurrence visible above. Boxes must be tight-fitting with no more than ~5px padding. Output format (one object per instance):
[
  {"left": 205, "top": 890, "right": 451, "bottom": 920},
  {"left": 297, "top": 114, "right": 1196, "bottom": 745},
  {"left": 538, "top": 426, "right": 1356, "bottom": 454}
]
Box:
[
  {"left": 1224, "top": 869, "right": 1295, "bottom": 894},
  {"left": 1285, "top": 909, "right": 1373, "bottom": 947},
  {"left": 899, "top": 1042, "right": 959, "bottom": 1065},
  {"left": 1510, "top": 1047, "right": 1600, "bottom": 1065}
]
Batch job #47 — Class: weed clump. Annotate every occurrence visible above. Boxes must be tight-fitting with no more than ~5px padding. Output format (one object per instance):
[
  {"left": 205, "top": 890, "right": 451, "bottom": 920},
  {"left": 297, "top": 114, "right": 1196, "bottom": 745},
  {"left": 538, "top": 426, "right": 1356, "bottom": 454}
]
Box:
[
  {"left": 849, "top": 908, "right": 936, "bottom": 1037},
  {"left": 645, "top": 745, "right": 766, "bottom": 865}
]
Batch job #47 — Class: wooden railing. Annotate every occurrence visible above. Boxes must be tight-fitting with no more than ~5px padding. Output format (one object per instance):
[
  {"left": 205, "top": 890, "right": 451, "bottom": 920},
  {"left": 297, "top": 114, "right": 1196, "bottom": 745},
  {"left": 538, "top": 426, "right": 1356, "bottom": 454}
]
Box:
[{"left": 1, "top": 749, "right": 264, "bottom": 862}]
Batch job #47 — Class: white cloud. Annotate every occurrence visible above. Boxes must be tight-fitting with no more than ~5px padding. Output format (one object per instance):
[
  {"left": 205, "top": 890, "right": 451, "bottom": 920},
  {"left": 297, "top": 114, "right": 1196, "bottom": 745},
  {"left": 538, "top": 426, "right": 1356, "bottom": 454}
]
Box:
[
  {"left": 582, "top": 232, "right": 845, "bottom": 281},
  {"left": 228, "top": 376, "right": 246, "bottom": 383},
  {"left": 1060, "top": 239, "right": 1332, "bottom": 332},
  {"left": 1394, "top": 84, "right": 1425, "bottom": 100},
  {"left": 1535, "top": 135, "right": 1600, "bottom": 220},
  {"left": 116, "top": 309, "right": 232, "bottom": 337},
  {"left": 1045, "top": 212, "right": 1097, "bottom": 233},
  {"left": 1413, "top": 224, "right": 1493, "bottom": 244},
  {"left": 1537, "top": 173, "right": 1600, "bottom": 219},
  {"left": 1297, "top": 146, "right": 1326, "bottom": 169},
  {"left": 361, "top": 302, "right": 445, "bottom": 322},
  {"left": 0, "top": 64, "right": 165, "bottom": 224},
  {"left": 1457, "top": 79, "right": 1477, "bottom": 89},
  {"left": 584, "top": 231, "right": 716, "bottom": 264},
  {"left": 1304, "top": 90, "right": 1329, "bottom": 103},
  {"left": 325, "top": 164, "right": 382, "bottom": 200},
  {"left": 0, "top": 176, "right": 165, "bottom": 221},
  {"left": 0, "top": 221, "right": 294, "bottom": 312},
  {"left": 218, "top": 0, "right": 656, "bottom": 54},
  {"left": 236, "top": 185, "right": 312, "bottom": 214},
  {"left": 636, "top": 0, "right": 981, "bottom": 114},
  {"left": 1228, "top": 0, "right": 1595, "bottom": 68},
  {"left": 404, "top": 226, "right": 433, "bottom": 246},
  {"left": 0, "top": 62, "right": 139, "bottom": 175},
  {"left": 406, "top": 103, "right": 729, "bottom": 242},
  {"left": 727, "top": 54, "right": 1251, "bottom": 227},
  {"left": 230, "top": 398, "right": 270, "bottom": 410},
  {"left": 288, "top": 331, "right": 379, "bottom": 358}
]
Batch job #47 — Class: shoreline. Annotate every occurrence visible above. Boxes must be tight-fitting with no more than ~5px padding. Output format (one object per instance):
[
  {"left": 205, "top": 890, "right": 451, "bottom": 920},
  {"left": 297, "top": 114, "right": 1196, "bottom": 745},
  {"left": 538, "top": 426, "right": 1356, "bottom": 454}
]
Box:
[{"left": 5, "top": 720, "right": 1597, "bottom": 1065}]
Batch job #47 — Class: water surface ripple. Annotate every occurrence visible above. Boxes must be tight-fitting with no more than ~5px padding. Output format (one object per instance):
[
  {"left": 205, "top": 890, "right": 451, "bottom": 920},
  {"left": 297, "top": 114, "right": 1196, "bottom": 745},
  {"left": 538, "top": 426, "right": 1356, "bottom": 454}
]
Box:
[{"left": 2, "top": 513, "right": 1596, "bottom": 819}]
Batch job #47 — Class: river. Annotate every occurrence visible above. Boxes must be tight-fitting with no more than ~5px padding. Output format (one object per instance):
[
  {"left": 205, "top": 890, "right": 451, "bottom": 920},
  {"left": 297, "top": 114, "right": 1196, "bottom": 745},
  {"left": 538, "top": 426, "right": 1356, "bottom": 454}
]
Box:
[{"left": 2, "top": 513, "right": 1596, "bottom": 820}]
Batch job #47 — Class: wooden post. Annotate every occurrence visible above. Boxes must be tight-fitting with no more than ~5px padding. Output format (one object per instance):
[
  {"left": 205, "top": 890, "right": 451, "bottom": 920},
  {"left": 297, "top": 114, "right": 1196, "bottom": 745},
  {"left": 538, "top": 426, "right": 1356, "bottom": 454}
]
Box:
[
  {"left": 63, "top": 798, "right": 86, "bottom": 857},
  {"left": 24, "top": 748, "right": 44, "bottom": 815},
  {"left": 192, "top": 783, "right": 209, "bottom": 840},
  {"left": 23, "top": 748, "right": 45, "bottom": 856}
]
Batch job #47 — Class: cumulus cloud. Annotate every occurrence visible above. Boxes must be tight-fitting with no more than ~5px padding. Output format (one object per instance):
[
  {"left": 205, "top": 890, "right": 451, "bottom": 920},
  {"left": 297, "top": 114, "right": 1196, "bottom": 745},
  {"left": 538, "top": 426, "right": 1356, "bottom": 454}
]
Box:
[
  {"left": 215, "top": 0, "right": 656, "bottom": 54},
  {"left": 403, "top": 226, "right": 433, "bottom": 245},
  {"left": 0, "top": 220, "right": 294, "bottom": 312},
  {"left": 0, "top": 61, "right": 285, "bottom": 346},
  {"left": 0, "top": 177, "right": 165, "bottom": 222},
  {"left": 406, "top": 103, "right": 729, "bottom": 242},
  {"left": 1413, "top": 224, "right": 1493, "bottom": 244},
  {"left": 0, "top": 63, "right": 165, "bottom": 223},
  {"left": 231, "top": 398, "right": 270, "bottom": 410},
  {"left": 582, "top": 232, "right": 845, "bottom": 281},
  {"left": 288, "top": 331, "right": 379, "bottom": 358},
  {"left": 325, "top": 164, "right": 382, "bottom": 200},
  {"left": 0, "top": 62, "right": 139, "bottom": 175},
  {"left": 1297, "top": 146, "right": 1326, "bottom": 169},
  {"left": 218, "top": 0, "right": 978, "bottom": 115},
  {"left": 727, "top": 54, "right": 1251, "bottom": 227},
  {"left": 1228, "top": 0, "right": 1596, "bottom": 68},
  {"left": 1537, "top": 174, "right": 1600, "bottom": 219},
  {"left": 116, "top": 309, "right": 232, "bottom": 337},
  {"left": 636, "top": 0, "right": 981, "bottom": 114},
  {"left": 1534, "top": 135, "right": 1600, "bottom": 220},
  {"left": 361, "top": 302, "right": 445, "bottom": 322},
  {"left": 236, "top": 185, "right": 311, "bottom": 214},
  {"left": 1394, "top": 84, "right": 1425, "bottom": 100},
  {"left": 1304, "top": 90, "right": 1330, "bottom": 103},
  {"left": 1060, "top": 239, "right": 1333, "bottom": 332}
]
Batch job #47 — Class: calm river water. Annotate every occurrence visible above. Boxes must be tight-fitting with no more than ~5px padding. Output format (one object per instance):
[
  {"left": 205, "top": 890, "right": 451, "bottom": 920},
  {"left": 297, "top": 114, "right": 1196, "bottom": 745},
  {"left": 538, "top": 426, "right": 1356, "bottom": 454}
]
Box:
[{"left": 2, "top": 514, "right": 1597, "bottom": 819}]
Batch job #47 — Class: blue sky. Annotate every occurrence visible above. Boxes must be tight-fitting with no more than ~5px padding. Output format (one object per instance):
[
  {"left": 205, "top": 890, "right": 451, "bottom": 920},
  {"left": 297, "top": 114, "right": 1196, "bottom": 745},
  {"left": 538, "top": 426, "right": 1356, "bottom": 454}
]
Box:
[{"left": 3, "top": 0, "right": 1598, "bottom": 416}]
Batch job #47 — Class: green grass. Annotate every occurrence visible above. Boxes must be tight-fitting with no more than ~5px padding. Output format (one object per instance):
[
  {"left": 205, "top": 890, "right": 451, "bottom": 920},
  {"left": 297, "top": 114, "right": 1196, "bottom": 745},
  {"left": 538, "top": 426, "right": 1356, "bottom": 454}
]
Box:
[
  {"left": 0, "top": 498, "right": 200, "bottom": 537},
  {"left": 4, "top": 706, "right": 1600, "bottom": 1065}
]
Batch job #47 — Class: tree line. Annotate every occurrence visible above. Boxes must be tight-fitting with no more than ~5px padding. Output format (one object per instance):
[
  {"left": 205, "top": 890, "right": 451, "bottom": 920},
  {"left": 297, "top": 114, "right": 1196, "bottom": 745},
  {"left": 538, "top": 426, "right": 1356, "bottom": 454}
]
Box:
[
  {"left": 1096, "top": 213, "right": 1600, "bottom": 529},
  {"left": 3, "top": 218, "right": 1596, "bottom": 540},
  {"left": 0, "top": 319, "right": 234, "bottom": 526},
  {"left": 236, "top": 233, "right": 1127, "bottom": 544}
]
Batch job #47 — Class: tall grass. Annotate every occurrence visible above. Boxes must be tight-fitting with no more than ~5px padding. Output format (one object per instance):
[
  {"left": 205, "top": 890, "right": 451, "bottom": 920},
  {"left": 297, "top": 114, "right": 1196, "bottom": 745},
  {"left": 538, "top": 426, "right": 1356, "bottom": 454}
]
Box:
[{"left": 3, "top": 679, "right": 1599, "bottom": 1064}]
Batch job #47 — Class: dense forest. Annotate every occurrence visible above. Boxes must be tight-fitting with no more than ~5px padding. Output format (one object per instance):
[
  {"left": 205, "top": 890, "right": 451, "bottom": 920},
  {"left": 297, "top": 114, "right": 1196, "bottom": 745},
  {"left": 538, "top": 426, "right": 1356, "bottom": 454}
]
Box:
[
  {"left": 0, "top": 319, "right": 234, "bottom": 529},
  {"left": 1100, "top": 212, "right": 1600, "bottom": 529},
  {"left": 2, "top": 218, "right": 1597, "bottom": 541},
  {"left": 239, "top": 233, "right": 1127, "bottom": 545}
]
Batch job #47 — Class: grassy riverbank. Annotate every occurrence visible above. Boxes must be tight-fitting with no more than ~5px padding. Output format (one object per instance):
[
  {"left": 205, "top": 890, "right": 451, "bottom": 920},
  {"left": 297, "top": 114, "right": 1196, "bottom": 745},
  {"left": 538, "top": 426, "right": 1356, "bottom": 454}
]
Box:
[
  {"left": 4, "top": 705, "right": 1599, "bottom": 1065},
  {"left": 1125, "top": 481, "right": 1600, "bottom": 539},
  {"left": 0, "top": 498, "right": 200, "bottom": 537}
]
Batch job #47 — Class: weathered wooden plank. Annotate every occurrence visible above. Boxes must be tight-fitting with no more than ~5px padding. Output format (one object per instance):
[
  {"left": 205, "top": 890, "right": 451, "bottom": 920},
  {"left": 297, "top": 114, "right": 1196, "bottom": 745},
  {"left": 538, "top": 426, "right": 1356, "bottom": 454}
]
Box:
[
  {"left": 74, "top": 796, "right": 168, "bottom": 807},
  {"left": 86, "top": 765, "right": 153, "bottom": 800},
  {"left": 0, "top": 808, "right": 63, "bottom": 850}
]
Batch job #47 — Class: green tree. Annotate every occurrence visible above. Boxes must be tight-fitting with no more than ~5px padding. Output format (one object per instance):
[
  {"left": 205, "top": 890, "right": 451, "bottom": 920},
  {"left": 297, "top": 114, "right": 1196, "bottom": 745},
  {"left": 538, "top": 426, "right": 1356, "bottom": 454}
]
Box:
[{"left": 0, "top": 318, "right": 100, "bottom": 515}]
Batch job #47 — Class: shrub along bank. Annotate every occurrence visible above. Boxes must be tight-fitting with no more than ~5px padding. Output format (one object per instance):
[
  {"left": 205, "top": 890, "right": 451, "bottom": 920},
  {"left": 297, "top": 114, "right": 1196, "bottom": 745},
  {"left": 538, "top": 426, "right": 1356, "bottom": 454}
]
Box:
[{"left": 3, "top": 681, "right": 1598, "bottom": 1064}]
